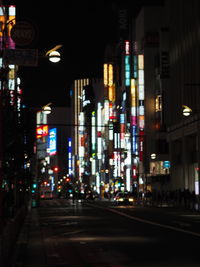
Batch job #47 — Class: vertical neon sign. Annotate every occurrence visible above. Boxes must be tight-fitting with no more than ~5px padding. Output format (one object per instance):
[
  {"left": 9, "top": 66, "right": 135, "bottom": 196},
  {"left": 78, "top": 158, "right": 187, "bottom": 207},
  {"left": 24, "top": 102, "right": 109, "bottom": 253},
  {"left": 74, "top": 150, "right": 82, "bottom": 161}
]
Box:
[
  {"left": 125, "top": 40, "right": 130, "bottom": 86},
  {"left": 49, "top": 128, "right": 57, "bottom": 156},
  {"left": 79, "top": 112, "right": 85, "bottom": 178},
  {"left": 68, "top": 137, "right": 72, "bottom": 176},
  {"left": 131, "top": 78, "right": 137, "bottom": 155},
  {"left": 91, "top": 111, "right": 96, "bottom": 152},
  {"left": 138, "top": 55, "right": 145, "bottom": 161}
]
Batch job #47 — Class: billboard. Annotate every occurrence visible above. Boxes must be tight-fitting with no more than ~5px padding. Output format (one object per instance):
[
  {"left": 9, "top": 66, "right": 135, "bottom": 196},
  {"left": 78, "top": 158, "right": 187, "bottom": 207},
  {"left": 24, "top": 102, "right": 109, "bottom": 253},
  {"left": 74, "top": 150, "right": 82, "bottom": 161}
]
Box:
[
  {"left": 36, "top": 125, "right": 48, "bottom": 139},
  {"left": 49, "top": 128, "right": 57, "bottom": 156}
]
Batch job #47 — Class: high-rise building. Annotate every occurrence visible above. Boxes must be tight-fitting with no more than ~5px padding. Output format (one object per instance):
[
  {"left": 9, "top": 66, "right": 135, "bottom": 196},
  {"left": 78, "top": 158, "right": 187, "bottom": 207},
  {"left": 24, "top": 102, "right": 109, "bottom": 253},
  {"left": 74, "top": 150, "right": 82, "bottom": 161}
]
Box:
[{"left": 163, "top": 0, "right": 200, "bottom": 193}]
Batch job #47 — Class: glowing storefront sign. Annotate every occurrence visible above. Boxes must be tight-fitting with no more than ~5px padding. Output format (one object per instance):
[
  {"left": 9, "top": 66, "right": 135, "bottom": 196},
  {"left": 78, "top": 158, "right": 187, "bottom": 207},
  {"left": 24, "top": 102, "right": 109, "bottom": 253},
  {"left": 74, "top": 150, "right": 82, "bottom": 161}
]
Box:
[
  {"left": 113, "top": 152, "right": 121, "bottom": 178},
  {"left": 125, "top": 40, "right": 130, "bottom": 55},
  {"left": 97, "top": 137, "right": 102, "bottom": 159},
  {"left": 104, "top": 63, "right": 116, "bottom": 124},
  {"left": 138, "top": 55, "right": 144, "bottom": 69},
  {"left": 91, "top": 112, "right": 96, "bottom": 152},
  {"left": 163, "top": 161, "right": 170, "bottom": 168},
  {"left": 133, "top": 55, "right": 138, "bottom": 79},
  {"left": 109, "top": 123, "right": 113, "bottom": 141},
  {"left": 108, "top": 64, "right": 115, "bottom": 102},
  {"left": 104, "top": 63, "right": 115, "bottom": 101},
  {"left": 126, "top": 169, "right": 131, "bottom": 191},
  {"left": 104, "top": 100, "right": 109, "bottom": 123},
  {"left": 78, "top": 111, "right": 85, "bottom": 175},
  {"left": 97, "top": 103, "right": 102, "bottom": 131},
  {"left": 125, "top": 41, "right": 130, "bottom": 86},
  {"left": 108, "top": 64, "right": 113, "bottom": 86},
  {"left": 120, "top": 114, "right": 125, "bottom": 149},
  {"left": 97, "top": 103, "right": 102, "bottom": 159},
  {"left": 91, "top": 158, "right": 96, "bottom": 175},
  {"left": 96, "top": 173, "right": 100, "bottom": 194},
  {"left": 68, "top": 137, "right": 72, "bottom": 175},
  {"left": 109, "top": 102, "right": 116, "bottom": 120},
  {"left": 103, "top": 64, "right": 108, "bottom": 86},
  {"left": 133, "top": 165, "right": 137, "bottom": 178},
  {"left": 36, "top": 125, "right": 48, "bottom": 139},
  {"left": 139, "top": 130, "right": 144, "bottom": 161},
  {"left": 138, "top": 54, "right": 145, "bottom": 161},
  {"left": 79, "top": 146, "right": 84, "bottom": 157},
  {"left": 132, "top": 126, "right": 137, "bottom": 154},
  {"left": 49, "top": 128, "right": 57, "bottom": 155},
  {"left": 0, "top": 5, "right": 16, "bottom": 48}
]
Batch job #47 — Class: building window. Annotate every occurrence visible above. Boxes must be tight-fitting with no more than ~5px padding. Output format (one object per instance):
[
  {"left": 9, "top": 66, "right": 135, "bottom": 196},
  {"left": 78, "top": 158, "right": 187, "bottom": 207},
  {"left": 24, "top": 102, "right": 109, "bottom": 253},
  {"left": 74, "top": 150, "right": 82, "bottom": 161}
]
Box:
[{"left": 155, "top": 95, "right": 162, "bottom": 112}]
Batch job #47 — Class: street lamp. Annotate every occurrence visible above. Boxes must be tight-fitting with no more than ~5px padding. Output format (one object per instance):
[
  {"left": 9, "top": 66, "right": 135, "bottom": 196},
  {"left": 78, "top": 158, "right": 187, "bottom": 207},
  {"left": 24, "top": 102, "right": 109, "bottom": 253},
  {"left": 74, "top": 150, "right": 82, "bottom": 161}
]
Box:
[
  {"left": 151, "top": 153, "right": 156, "bottom": 160},
  {"left": 42, "top": 102, "right": 52, "bottom": 114},
  {"left": 45, "top": 44, "right": 62, "bottom": 63},
  {"left": 182, "top": 105, "right": 192, "bottom": 116},
  {"left": 34, "top": 103, "right": 53, "bottom": 206},
  {"left": 48, "top": 51, "right": 61, "bottom": 63}
]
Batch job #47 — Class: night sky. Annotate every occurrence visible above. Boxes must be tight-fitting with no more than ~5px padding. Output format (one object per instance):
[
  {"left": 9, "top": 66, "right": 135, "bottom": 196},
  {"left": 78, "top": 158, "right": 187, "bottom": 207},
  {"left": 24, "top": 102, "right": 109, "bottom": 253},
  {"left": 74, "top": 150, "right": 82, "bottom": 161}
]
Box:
[{"left": 15, "top": 0, "right": 164, "bottom": 107}]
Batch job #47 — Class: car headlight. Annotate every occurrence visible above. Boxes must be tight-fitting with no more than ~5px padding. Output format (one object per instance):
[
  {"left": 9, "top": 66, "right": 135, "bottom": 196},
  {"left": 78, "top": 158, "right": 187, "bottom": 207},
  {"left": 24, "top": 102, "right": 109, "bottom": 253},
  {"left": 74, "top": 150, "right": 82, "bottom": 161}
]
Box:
[
  {"left": 129, "top": 198, "right": 134, "bottom": 202},
  {"left": 119, "top": 198, "right": 124, "bottom": 202}
]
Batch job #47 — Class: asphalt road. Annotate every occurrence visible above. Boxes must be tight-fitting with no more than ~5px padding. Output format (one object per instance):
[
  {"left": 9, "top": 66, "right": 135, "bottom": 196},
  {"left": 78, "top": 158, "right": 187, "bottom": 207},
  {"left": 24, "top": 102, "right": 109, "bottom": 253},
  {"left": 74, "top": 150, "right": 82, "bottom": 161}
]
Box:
[{"left": 12, "top": 199, "right": 200, "bottom": 266}]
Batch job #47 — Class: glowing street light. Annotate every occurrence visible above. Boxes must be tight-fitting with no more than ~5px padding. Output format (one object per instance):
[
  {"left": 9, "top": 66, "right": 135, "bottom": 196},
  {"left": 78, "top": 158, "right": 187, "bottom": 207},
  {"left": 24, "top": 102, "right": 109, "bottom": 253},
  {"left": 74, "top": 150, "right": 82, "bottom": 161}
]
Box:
[
  {"left": 182, "top": 105, "right": 192, "bottom": 116},
  {"left": 48, "top": 51, "right": 61, "bottom": 63},
  {"left": 45, "top": 44, "right": 62, "bottom": 63},
  {"left": 42, "top": 102, "right": 52, "bottom": 114}
]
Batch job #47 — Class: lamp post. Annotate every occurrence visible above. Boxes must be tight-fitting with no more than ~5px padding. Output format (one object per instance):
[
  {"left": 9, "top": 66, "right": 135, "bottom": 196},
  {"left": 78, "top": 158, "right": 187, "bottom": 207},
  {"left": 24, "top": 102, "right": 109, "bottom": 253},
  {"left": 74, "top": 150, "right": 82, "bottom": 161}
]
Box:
[
  {"left": 181, "top": 104, "right": 200, "bottom": 210},
  {"left": 28, "top": 46, "right": 62, "bottom": 207},
  {"left": 34, "top": 103, "right": 52, "bottom": 207}
]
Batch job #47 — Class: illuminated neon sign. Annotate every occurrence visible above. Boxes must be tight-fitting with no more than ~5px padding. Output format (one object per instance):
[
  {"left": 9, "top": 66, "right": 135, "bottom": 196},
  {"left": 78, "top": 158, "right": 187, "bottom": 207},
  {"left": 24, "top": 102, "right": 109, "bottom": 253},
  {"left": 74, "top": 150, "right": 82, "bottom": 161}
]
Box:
[
  {"left": 68, "top": 137, "right": 72, "bottom": 175},
  {"left": 125, "top": 40, "right": 130, "bottom": 86},
  {"left": 49, "top": 128, "right": 57, "bottom": 155},
  {"left": 36, "top": 125, "right": 48, "bottom": 139},
  {"left": 138, "top": 54, "right": 145, "bottom": 161}
]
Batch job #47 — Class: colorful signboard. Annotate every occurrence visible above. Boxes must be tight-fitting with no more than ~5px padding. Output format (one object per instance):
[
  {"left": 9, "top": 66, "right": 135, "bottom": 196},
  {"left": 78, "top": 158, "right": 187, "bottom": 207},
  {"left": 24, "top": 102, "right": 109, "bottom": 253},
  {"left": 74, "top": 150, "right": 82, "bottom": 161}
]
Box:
[
  {"left": 36, "top": 125, "right": 48, "bottom": 139},
  {"left": 49, "top": 128, "right": 57, "bottom": 156}
]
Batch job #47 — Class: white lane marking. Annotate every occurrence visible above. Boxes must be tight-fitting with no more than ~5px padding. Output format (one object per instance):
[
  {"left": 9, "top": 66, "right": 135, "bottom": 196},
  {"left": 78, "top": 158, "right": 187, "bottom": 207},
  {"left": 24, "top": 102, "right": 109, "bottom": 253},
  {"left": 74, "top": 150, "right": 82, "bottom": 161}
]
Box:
[
  {"left": 107, "top": 207, "right": 200, "bottom": 238},
  {"left": 87, "top": 203, "right": 200, "bottom": 238},
  {"left": 172, "top": 221, "right": 191, "bottom": 227},
  {"left": 68, "top": 236, "right": 154, "bottom": 243}
]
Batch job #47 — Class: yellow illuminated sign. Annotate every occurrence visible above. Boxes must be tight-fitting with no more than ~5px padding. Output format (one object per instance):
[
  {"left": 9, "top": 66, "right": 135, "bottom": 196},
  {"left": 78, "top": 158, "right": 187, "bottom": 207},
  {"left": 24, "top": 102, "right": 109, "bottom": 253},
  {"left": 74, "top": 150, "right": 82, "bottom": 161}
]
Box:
[
  {"left": 103, "top": 64, "right": 108, "bottom": 86},
  {"left": 108, "top": 64, "right": 113, "bottom": 86},
  {"left": 131, "top": 79, "right": 137, "bottom": 107},
  {"left": 138, "top": 55, "right": 144, "bottom": 70}
]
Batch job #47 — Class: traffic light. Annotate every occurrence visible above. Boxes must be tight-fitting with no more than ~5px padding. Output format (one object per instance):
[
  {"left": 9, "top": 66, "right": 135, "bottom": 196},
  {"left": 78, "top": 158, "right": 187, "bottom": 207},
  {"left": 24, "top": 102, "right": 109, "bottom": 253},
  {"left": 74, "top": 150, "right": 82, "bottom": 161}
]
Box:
[
  {"left": 31, "top": 183, "right": 37, "bottom": 193},
  {"left": 53, "top": 166, "right": 59, "bottom": 172}
]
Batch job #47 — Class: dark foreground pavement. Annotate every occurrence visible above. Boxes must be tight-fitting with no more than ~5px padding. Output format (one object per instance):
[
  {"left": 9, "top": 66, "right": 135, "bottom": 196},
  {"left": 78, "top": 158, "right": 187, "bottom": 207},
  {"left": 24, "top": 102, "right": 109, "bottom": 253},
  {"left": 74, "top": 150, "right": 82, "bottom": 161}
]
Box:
[
  {"left": 6, "top": 200, "right": 200, "bottom": 267},
  {"left": 8, "top": 207, "right": 45, "bottom": 267}
]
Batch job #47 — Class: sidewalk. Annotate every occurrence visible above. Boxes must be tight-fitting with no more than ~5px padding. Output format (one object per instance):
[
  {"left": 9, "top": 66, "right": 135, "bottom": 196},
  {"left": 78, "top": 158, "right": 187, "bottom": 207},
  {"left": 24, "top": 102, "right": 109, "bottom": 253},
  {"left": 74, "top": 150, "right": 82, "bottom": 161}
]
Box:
[
  {"left": 10, "top": 207, "right": 46, "bottom": 267},
  {"left": 0, "top": 205, "right": 27, "bottom": 267}
]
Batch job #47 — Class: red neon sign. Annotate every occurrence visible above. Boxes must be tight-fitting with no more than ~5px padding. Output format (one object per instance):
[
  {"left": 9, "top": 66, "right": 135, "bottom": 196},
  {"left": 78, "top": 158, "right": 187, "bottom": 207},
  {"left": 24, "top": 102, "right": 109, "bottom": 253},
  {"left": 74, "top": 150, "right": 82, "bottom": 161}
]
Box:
[{"left": 36, "top": 125, "right": 48, "bottom": 139}]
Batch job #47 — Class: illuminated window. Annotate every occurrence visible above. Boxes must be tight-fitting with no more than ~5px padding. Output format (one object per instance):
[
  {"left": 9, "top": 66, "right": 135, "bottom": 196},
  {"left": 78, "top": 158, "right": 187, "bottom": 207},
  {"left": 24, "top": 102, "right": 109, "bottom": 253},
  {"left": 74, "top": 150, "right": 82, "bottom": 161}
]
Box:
[{"left": 155, "top": 95, "right": 162, "bottom": 112}]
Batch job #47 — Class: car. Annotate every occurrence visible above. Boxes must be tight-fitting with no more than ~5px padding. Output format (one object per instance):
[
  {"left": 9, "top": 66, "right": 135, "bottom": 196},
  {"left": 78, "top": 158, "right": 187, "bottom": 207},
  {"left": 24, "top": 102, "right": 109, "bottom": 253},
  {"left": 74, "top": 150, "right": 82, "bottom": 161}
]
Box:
[
  {"left": 113, "top": 191, "right": 136, "bottom": 205},
  {"left": 40, "top": 191, "right": 53, "bottom": 200}
]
